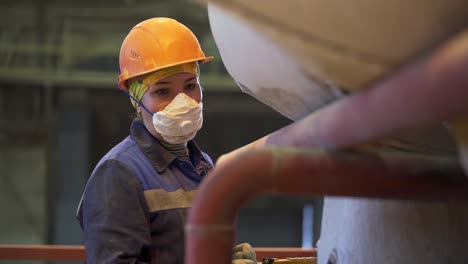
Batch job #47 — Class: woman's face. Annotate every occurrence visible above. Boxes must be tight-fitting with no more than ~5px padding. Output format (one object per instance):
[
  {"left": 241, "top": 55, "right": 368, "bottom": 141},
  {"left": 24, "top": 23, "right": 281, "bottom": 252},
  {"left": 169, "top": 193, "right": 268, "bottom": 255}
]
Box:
[{"left": 139, "top": 72, "right": 202, "bottom": 141}]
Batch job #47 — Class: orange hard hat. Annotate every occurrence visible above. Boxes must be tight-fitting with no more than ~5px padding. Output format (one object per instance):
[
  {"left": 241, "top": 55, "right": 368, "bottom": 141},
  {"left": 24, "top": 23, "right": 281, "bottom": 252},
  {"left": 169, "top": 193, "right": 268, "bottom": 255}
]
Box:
[{"left": 118, "top": 17, "right": 213, "bottom": 90}]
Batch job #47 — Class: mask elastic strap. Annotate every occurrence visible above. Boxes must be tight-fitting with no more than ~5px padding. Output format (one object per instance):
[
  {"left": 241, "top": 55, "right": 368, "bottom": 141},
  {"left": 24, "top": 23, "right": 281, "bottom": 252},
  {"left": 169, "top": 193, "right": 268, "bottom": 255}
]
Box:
[{"left": 119, "top": 86, "right": 154, "bottom": 116}]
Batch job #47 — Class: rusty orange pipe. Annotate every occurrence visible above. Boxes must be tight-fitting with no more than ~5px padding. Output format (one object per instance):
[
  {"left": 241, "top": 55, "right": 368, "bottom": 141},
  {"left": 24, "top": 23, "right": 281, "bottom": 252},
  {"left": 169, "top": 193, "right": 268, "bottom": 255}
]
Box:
[{"left": 186, "top": 148, "right": 468, "bottom": 264}]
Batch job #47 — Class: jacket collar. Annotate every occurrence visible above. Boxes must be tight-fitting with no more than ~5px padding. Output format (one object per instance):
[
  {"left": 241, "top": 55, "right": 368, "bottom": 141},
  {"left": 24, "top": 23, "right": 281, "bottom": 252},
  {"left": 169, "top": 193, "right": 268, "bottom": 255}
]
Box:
[{"left": 130, "top": 119, "right": 210, "bottom": 173}]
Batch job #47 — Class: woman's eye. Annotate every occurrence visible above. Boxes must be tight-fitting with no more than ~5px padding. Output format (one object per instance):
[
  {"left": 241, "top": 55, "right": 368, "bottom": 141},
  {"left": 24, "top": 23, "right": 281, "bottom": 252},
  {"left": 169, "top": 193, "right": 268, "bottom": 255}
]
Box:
[
  {"left": 153, "top": 88, "right": 169, "bottom": 96},
  {"left": 185, "top": 83, "right": 197, "bottom": 91}
]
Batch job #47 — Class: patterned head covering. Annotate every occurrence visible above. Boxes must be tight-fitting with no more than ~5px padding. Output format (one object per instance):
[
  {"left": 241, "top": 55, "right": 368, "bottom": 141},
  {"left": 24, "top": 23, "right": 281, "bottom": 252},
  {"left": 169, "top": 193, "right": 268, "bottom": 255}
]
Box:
[{"left": 128, "top": 61, "right": 200, "bottom": 109}]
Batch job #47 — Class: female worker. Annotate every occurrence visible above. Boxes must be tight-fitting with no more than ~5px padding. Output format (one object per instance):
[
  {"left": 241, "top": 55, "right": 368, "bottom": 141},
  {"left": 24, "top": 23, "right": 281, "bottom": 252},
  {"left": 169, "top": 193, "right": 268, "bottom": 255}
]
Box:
[{"left": 76, "top": 18, "right": 255, "bottom": 264}]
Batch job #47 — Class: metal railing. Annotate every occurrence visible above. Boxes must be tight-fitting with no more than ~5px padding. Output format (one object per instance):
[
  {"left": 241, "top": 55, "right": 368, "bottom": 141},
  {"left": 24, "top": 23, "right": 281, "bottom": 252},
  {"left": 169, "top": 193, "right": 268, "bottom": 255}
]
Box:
[{"left": 0, "top": 244, "right": 316, "bottom": 261}]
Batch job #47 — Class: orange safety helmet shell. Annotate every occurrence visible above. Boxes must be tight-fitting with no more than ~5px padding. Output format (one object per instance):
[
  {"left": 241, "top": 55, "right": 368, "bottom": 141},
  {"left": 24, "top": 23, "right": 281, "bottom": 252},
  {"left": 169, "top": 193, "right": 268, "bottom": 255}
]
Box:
[{"left": 118, "top": 17, "right": 213, "bottom": 90}]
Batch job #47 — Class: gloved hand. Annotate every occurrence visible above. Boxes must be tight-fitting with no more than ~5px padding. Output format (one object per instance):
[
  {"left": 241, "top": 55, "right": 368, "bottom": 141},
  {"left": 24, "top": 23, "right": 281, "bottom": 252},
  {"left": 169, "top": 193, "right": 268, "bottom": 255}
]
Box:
[{"left": 232, "top": 243, "right": 257, "bottom": 264}]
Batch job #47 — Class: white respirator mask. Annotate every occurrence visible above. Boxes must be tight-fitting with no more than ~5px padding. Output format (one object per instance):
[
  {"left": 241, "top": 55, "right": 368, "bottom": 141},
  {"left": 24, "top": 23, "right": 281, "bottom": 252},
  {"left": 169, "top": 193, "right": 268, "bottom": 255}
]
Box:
[{"left": 152, "top": 93, "right": 203, "bottom": 144}]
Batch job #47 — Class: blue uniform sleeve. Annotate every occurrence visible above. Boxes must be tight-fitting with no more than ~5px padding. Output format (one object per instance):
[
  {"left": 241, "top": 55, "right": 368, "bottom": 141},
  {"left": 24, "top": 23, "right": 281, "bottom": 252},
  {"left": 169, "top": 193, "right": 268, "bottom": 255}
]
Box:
[{"left": 80, "top": 159, "right": 151, "bottom": 264}]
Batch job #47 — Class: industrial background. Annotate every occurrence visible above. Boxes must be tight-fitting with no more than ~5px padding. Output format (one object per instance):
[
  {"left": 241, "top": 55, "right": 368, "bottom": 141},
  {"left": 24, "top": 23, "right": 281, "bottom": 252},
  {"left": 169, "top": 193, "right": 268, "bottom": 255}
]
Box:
[{"left": 0, "top": 0, "right": 322, "bottom": 263}]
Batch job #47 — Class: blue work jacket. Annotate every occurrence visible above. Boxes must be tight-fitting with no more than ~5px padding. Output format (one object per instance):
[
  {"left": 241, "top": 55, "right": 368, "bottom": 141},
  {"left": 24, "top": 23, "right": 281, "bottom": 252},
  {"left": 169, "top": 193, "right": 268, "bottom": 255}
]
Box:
[{"left": 76, "top": 119, "right": 213, "bottom": 264}]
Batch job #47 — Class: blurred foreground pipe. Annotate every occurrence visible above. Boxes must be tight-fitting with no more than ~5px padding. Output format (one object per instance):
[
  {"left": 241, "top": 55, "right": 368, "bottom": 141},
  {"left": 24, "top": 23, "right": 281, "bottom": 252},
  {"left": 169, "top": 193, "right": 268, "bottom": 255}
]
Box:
[
  {"left": 217, "top": 30, "right": 468, "bottom": 165},
  {"left": 186, "top": 147, "right": 468, "bottom": 264},
  {"left": 269, "top": 30, "right": 468, "bottom": 149}
]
